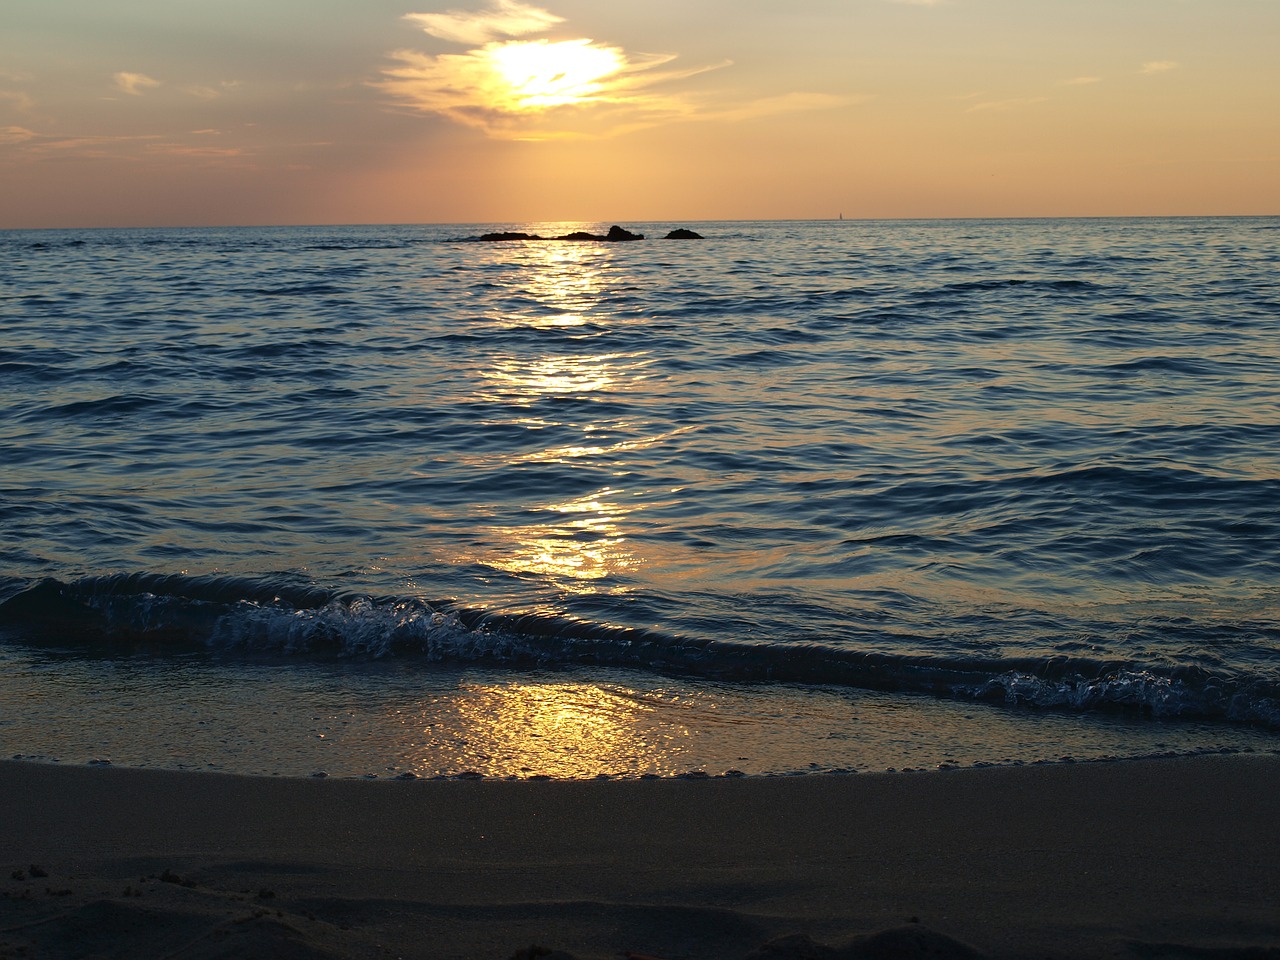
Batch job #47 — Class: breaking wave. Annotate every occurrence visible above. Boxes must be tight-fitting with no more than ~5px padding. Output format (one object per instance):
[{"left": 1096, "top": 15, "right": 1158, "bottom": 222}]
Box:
[{"left": 3, "top": 573, "right": 1277, "bottom": 730}]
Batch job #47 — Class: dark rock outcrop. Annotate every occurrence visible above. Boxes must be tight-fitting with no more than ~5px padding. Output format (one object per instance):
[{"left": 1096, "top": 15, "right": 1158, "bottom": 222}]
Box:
[
  {"left": 474, "top": 231, "right": 543, "bottom": 242},
  {"left": 464, "top": 224, "right": 707, "bottom": 242},
  {"left": 604, "top": 225, "right": 643, "bottom": 241},
  {"left": 466, "top": 225, "right": 645, "bottom": 242},
  {"left": 555, "top": 225, "right": 643, "bottom": 241}
]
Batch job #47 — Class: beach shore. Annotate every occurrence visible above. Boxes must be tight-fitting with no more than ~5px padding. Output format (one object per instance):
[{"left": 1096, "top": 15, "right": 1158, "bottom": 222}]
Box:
[{"left": 2, "top": 754, "right": 1277, "bottom": 959}]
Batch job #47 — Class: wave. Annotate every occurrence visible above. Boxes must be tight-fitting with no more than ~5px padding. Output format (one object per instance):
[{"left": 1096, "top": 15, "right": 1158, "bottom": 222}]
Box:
[
  {"left": 2, "top": 574, "right": 1277, "bottom": 731},
  {"left": 246, "top": 283, "right": 348, "bottom": 297}
]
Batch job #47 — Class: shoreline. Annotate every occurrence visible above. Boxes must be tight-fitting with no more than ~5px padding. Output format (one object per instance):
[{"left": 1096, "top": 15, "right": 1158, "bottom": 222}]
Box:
[
  {"left": 3, "top": 754, "right": 1278, "bottom": 958},
  {"left": 7, "top": 644, "right": 1276, "bottom": 780}
]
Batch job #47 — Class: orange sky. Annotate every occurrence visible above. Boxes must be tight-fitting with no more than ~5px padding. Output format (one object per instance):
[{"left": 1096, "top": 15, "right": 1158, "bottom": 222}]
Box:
[{"left": 2, "top": 0, "right": 1277, "bottom": 228}]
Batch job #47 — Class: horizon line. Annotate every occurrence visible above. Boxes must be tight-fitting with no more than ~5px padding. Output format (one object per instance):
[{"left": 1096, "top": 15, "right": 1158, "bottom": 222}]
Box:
[{"left": 4, "top": 212, "right": 1278, "bottom": 233}]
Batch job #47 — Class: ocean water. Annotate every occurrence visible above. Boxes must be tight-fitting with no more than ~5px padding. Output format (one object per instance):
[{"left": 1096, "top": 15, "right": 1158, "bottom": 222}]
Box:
[{"left": 2, "top": 217, "right": 1279, "bottom": 778}]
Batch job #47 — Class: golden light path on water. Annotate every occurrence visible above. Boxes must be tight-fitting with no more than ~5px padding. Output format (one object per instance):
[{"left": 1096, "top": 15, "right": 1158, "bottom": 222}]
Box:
[
  {"left": 477, "top": 489, "right": 639, "bottom": 583},
  {"left": 460, "top": 239, "right": 657, "bottom": 592},
  {"left": 411, "top": 239, "right": 703, "bottom": 772}
]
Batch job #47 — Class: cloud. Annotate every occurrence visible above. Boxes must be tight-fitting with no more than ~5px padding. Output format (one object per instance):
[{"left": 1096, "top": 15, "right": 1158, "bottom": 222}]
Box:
[
  {"left": 114, "top": 72, "right": 161, "bottom": 95},
  {"left": 380, "top": 4, "right": 739, "bottom": 138},
  {"left": 405, "top": 0, "right": 563, "bottom": 45},
  {"left": 1, "top": 125, "right": 38, "bottom": 144},
  {"left": 378, "top": 40, "right": 716, "bottom": 138},
  {"left": 147, "top": 142, "right": 247, "bottom": 160},
  {"left": 710, "top": 92, "right": 863, "bottom": 123},
  {"left": 966, "top": 96, "right": 1048, "bottom": 113},
  {"left": 381, "top": 3, "right": 849, "bottom": 140},
  {"left": 1140, "top": 61, "right": 1179, "bottom": 75},
  {"left": 0, "top": 123, "right": 171, "bottom": 163},
  {"left": 1063, "top": 76, "right": 1102, "bottom": 86},
  {"left": 0, "top": 90, "right": 36, "bottom": 111}
]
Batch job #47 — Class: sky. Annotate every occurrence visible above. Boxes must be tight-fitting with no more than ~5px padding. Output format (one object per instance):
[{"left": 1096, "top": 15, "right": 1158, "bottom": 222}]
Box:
[{"left": 2, "top": 0, "right": 1277, "bottom": 228}]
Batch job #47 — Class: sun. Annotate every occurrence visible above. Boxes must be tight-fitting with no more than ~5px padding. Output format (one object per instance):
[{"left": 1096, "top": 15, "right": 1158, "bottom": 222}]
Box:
[{"left": 486, "top": 38, "right": 624, "bottom": 110}]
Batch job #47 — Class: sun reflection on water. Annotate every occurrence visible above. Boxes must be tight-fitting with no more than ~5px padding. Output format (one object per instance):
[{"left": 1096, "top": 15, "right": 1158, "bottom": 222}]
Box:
[
  {"left": 459, "top": 240, "right": 660, "bottom": 593},
  {"left": 508, "top": 239, "right": 613, "bottom": 329},
  {"left": 478, "top": 488, "right": 639, "bottom": 585},
  {"left": 478, "top": 352, "right": 628, "bottom": 402}
]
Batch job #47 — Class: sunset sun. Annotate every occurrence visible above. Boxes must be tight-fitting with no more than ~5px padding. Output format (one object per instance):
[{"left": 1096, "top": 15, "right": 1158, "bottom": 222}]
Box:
[{"left": 487, "top": 38, "right": 624, "bottom": 110}]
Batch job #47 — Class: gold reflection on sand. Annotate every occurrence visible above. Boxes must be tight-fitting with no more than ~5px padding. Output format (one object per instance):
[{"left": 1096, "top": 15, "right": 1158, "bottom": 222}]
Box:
[{"left": 415, "top": 680, "right": 690, "bottom": 778}]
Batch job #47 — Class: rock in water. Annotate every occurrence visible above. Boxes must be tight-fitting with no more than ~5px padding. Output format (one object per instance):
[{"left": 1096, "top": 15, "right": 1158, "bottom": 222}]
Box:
[
  {"left": 474, "top": 231, "right": 544, "bottom": 241},
  {"left": 664, "top": 228, "right": 704, "bottom": 239},
  {"left": 605, "top": 225, "right": 644, "bottom": 241},
  {"left": 464, "top": 225, "right": 645, "bottom": 242}
]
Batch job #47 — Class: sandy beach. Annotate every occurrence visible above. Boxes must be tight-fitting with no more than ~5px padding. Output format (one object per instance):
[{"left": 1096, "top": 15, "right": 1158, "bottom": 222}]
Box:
[{"left": 2, "top": 754, "right": 1278, "bottom": 959}]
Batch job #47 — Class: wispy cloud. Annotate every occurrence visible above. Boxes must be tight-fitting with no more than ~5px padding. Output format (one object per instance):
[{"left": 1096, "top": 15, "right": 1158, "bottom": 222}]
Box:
[
  {"left": 0, "top": 127, "right": 164, "bottom": 162},
  {"left": 1, "top": 125, "right": 38, "bottom": 144},
  {"left": 114, "top": 72, "right": 161, "bottom": 96},
  {"left": 1140, "top": 60, "right": 1179, "bottom": 75},
  {"left": 0, "top": 123, "right": 241, "bottom": 166},
  {"left": 147, "top": 142, "right": 247, "bottom": 160},
  {"left": 406, "top": 0, "right": 563, "bottom": 45},
  {"left": 1062, "top": 76, "right": 1102, "bottom": 86},
  {"left": 966, "top": 96, "right": 1048, "bottom": 113},
  {"left": 709, "top": 92, "right": 864, "bottom": 123},
  {"left": 0, "top": 90, "right": 36, "bottom": 111}
]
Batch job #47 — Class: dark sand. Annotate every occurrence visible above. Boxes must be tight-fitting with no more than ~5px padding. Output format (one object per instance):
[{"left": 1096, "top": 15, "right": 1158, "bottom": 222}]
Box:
[{"left": 2, "top": 754, "right": 1278, "bottom": 959}]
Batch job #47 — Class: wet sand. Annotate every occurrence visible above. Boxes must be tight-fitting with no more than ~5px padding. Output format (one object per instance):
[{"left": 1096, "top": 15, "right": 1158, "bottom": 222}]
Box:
[{"left": 2, "top": 754, "right": 1278, "bottom": 959}]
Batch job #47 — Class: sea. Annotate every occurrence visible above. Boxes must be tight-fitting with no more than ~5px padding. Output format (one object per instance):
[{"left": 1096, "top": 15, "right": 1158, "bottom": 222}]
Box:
[{"left": 2, "top": 217, "right": 1278, "bottom": 779}]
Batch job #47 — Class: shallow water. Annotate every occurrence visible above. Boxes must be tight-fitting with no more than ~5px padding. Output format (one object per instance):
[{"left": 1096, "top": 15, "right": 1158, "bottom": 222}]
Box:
[
  {"left": 2, "top": 218, "right": 1279, "bottom": 775},
  {"left": 3, "top": 653, "right": 1271, "bottom": 778}
]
